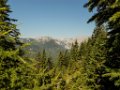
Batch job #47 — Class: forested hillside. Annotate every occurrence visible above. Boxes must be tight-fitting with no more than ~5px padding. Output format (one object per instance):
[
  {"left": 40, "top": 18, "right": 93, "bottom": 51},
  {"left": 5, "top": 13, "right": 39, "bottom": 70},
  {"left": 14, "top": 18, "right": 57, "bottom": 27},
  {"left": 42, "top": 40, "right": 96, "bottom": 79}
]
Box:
[
  {"left": 0, "top": 0, "right": 120, "bottom": 90},
  {"left": 21, "top": 37, "right": 68, "bottom": 58},
  {"left": 21, "top": 37, "right": 85, "bottom": 59}
]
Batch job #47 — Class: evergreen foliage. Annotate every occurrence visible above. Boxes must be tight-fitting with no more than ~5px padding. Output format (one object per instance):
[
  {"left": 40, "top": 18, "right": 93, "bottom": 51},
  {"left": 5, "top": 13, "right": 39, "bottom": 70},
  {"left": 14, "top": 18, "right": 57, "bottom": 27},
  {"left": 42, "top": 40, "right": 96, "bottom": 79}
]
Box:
[
  {"left": 0, "top": 0, "right": 120, "bottom": 90},
  {"left": 0, "top": 0, "right": 23, "bottom": 89},
  {"left": 84, "top": 0, "right": 120, "bottom": 89}
]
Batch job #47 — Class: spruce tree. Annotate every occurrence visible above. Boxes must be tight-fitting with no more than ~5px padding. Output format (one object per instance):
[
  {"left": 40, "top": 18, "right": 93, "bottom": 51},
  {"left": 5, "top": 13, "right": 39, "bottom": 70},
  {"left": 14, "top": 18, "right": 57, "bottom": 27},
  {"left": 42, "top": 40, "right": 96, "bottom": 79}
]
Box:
[
  {"left": 0, "top": 0, "right": 21, "bottom": 50},
  {"left": 0, "top": 0, "right": 30, "bottom": 89},
  {"left": 88, "top": 26, "right": 107, "bottom": 89},
  {"left": 70, "top": 40, "right": 79, "bottom": 61},
  {"left": 41, "top": 49, "right": 47, "bottom": 69},
  {"left": 84, "top": 0, "right": 120, "bottom": 89},
  {"left": 58, "top": 51, "right": 65, "bottom": 69}
]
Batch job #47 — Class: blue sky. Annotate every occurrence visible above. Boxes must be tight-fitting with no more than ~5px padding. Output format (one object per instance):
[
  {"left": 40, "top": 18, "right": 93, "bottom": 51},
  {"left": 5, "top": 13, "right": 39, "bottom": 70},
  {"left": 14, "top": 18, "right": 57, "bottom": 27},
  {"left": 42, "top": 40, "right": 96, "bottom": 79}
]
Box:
[{"left": 9, "top": 0, "right": 95, "bottom": 38}]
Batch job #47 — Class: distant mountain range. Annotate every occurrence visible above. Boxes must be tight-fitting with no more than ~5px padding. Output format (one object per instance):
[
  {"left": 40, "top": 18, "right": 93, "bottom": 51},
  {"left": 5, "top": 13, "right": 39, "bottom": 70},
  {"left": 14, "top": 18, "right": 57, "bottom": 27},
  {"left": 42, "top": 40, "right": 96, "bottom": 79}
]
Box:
[{"left": 21, "top": 36, "right": 87, "bottom": 58}]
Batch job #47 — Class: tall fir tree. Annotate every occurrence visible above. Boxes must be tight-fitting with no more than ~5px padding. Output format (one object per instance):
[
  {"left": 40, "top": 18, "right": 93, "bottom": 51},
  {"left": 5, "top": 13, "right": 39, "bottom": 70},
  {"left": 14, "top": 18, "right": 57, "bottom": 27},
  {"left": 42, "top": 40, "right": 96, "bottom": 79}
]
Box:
[
  {"left": 84, "top": 0, "right": 120, "bottom": 89},
  {"left": 0, "top": 0, "right": 21, "bottom": 50},
  {"left": 78, "top": 26, "right": 107, "bottom": 90},
  {"left": 70, "top": 40, "right": 79, "bottom": 61},
  {"left": 0, "top": 0, "right": 32, "bottom": 89}
]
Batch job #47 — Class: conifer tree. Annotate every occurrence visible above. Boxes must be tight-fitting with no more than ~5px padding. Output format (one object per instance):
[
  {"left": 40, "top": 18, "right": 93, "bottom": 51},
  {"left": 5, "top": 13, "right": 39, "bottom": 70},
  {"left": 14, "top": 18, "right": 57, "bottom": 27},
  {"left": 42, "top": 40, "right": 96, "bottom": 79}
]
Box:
[
  {"left": 78, "top": 26, "right": 107, "bottom": 89},
  {"left": 84, "top": 0, "right": 120, "bottom": 89},
  {"left": 36, "top": 49, "right": 47, "bottom": 69},
  {"left": 56, "top": 51, "right": 69, "bottom": 77},
  {"left": 0, "top": 0, "right": 21, "bottom": 50},
  {"left": 0, "top": 0, "right": 31, "bottom": 89},
  {"left": 84, "top": 0, "right": 120, "bottom": 35},
  {"left": 70, "top": 40, "right": 79, "bottom": 61},
  {"left": 58, "top": 51, "right": 65, "bottom": 69},
  {"left": 87, "top": 26, "right": 107, "bottom": 89},
  {"left": 41, "top": 49, "right": 47, "bottom": 69}
]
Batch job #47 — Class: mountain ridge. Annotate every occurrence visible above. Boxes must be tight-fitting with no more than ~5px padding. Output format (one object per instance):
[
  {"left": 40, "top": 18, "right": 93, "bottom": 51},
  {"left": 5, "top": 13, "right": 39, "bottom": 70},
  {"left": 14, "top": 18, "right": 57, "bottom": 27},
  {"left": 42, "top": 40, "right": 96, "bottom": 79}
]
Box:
[
  {"left": 21, "top": 36, "right": 88, "bottom": 49},
  {"left": 21, "top": 36, "right": 88, "bottom": 58}
]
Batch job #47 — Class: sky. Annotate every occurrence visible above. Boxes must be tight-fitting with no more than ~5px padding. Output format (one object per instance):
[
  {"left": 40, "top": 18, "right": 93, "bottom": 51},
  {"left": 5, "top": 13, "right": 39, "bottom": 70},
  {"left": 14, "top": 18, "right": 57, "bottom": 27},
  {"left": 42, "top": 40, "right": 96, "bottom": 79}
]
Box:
[{"left": 9, "top": 0, "right": 95, "bottom": 38}]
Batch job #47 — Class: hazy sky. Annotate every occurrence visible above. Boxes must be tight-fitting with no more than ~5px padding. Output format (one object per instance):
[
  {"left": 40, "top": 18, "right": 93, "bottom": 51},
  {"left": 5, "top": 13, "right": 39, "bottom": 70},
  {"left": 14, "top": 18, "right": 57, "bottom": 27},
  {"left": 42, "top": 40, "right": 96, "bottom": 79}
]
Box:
[{"left": 9, "top": 0, "right": 95, "bottom": 38}]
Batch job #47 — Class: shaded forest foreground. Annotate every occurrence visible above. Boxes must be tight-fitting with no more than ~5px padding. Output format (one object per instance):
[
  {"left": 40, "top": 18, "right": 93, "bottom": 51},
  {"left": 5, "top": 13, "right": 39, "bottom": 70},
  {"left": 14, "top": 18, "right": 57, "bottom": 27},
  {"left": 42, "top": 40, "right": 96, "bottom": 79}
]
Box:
[{"left": 0, "top": 0, "right": 120, "bottom": 90}]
